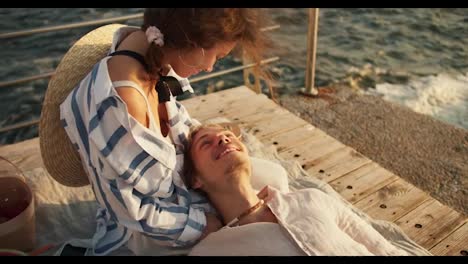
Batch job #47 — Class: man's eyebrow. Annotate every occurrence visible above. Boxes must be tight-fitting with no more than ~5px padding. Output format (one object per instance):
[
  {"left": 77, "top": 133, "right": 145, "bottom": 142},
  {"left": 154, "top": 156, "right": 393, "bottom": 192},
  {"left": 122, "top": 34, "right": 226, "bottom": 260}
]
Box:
[{"left": 194, "top": 133, "right": 209, "bottom": 149}]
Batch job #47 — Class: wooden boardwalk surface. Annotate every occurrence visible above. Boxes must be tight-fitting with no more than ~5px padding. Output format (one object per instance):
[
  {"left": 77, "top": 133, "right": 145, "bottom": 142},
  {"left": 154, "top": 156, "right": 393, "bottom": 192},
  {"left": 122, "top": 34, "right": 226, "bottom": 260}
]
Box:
[{"left": 0, "top": 86, "right": 466, "bottom": 256}]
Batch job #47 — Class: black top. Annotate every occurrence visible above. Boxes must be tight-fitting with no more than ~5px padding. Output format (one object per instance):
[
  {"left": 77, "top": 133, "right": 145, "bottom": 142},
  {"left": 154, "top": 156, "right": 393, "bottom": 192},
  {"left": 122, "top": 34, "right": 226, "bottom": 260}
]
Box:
[
  {"left": 108, "top": 50, "right": 184, "bottom": 103},
  {"left": 108, "top": 50, "right": 149, "bottom": 72}
]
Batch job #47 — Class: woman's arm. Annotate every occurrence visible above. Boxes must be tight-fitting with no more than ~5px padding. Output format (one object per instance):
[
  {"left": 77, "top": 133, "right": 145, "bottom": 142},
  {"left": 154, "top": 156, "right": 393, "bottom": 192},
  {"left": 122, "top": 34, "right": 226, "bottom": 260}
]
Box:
[{"left": 86, "top": 91, "right": 208, "bottom": 247}]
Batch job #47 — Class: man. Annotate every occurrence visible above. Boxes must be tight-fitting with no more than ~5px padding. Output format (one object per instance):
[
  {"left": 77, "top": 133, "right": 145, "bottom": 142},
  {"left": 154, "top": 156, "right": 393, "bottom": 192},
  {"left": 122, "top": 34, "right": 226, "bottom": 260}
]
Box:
[{"left": 183, "top": 124, "right": 413, "bottom": 256}]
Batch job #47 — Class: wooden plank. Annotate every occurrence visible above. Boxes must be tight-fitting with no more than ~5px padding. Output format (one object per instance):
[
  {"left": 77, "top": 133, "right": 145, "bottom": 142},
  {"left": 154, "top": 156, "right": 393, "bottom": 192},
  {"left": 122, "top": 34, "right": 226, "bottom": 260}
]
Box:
[
  {"left": 253, "top": 115, "right": 313, "bottom": 141},
  {"left": 0, "top": 137, "right": 42, "bottom": 172},
  {"left": 187, "top": 87, "right": 309, "bottom": 142},
  {"left": 182, "top": 87, "right": 259, "bottom": 119},
  {"left": 258, "top": 123, "right": 317, "bottom": 153},
  {"left": 196, "top": 100, "right": 285, "bottom": 134},
  {"left": 190, "top": 92, "right": 277, "bottom": 122},
  {"left": 241, "top": 111, "right": 309, "bottom": 141},
  {"left": 181, "top": 86, "right": 256, "bottom": 110},
  {"left": 354, "top": 178, "right": 432, "bottom": 222},
  {"left": 182, "top": 87, "right": 277, "bottom": 118},
  {"left": 395, "top": 199, "right": 466, "bottom": 249},
  {"left": 277, "top": 130, "right": 348, "bottom": 170},
  {"left": 221, "top": 101, "right": 289, "bottom": 127},
  {"left": 303, "top": 146, "right": 372, "bottom": 183},
  {"left": 280, "top": 141, "right": 346, "bottom": 169},
  {"left": 329, "top": 162, "right": 399, "bottom": 204},
  {"left": 186, "top": 86, "right": 349, "bottom": 165},
  {"left": 227, "top": 101, "right": 373, "bottom": 186},
  {"left": 429, "top": 221, "right": 468, "bottom": 256},
  {"left": 249, "top": 114, "right": 372, "bottom": 184}
]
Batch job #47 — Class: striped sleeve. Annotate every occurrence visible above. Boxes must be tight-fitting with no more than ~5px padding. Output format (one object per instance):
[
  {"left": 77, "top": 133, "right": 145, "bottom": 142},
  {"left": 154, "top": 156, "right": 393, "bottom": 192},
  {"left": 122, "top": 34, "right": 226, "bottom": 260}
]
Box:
[
  {"left": 86, "top": 95, "right": 206, "bottom": 246},
  {"left": 174, "top": 100, "right": 200, "bottom": 127},
  {"left": 168, "top": 100, "right": 201, "bottom": 151}
]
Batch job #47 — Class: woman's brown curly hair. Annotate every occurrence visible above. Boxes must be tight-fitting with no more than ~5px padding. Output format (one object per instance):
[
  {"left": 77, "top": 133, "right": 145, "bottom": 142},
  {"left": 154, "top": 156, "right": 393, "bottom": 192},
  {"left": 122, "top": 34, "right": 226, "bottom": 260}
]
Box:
[{"left": 141, "top": 8, "right": 273, "bottom": 84}]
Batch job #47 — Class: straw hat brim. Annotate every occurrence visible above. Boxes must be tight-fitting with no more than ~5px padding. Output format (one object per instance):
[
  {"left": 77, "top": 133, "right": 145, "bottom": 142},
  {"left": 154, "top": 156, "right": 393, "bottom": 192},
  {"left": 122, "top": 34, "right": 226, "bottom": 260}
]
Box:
[{"left": 39, "top": 24, "right": 126, "bottom": 187}]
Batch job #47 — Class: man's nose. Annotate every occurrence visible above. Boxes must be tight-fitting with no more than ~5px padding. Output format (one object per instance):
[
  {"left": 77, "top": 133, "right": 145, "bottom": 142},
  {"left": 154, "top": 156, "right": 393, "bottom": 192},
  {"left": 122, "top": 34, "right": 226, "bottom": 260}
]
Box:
[{"left": 218, "top": 135, "right": 231, "bottom": 145}]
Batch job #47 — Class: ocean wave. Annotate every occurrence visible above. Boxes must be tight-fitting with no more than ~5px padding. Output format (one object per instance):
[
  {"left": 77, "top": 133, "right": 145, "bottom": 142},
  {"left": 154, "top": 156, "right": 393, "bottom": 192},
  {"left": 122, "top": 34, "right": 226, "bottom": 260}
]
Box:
[{"left": 364, "top": 73, "right": 468, "bottom": 129}]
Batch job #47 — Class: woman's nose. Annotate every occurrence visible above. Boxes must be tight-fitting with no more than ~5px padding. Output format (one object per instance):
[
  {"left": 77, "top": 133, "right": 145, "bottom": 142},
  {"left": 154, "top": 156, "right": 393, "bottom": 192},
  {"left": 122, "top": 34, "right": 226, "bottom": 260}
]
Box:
[
  {"left": 204, "top": 65, "right": 213, "bottom": 73},
  {"left": 204, "top": 58, "right": 216, "bottom": 73}
]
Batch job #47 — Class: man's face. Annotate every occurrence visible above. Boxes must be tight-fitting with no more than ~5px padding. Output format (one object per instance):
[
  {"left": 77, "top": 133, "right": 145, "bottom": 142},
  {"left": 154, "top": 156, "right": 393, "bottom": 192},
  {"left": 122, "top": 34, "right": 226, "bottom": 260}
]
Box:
[{"left": 189, "top": 126, "right": 250, "bottom": 192}]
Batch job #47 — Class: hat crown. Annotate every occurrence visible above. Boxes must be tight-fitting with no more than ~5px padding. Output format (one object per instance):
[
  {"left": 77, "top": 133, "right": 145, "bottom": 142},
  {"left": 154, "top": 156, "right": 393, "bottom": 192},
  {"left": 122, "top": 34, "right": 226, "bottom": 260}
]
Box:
[{"left": 39, "top": 24, "right": 126, "bottom": 187}]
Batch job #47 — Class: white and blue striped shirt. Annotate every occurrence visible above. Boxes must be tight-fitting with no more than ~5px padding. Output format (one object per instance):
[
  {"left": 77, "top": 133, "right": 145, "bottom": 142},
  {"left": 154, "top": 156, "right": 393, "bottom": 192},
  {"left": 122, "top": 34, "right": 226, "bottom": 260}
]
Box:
[{"left": 59, "top": 26, "right": 210, "bottom": 255}]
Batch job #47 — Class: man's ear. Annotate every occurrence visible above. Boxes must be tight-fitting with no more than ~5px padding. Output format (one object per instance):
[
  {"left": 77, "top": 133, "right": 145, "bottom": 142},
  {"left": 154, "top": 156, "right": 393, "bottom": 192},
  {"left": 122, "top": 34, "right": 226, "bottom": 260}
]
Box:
[{"left": 192, "top": 177, "right": 203, "bottom": 190}]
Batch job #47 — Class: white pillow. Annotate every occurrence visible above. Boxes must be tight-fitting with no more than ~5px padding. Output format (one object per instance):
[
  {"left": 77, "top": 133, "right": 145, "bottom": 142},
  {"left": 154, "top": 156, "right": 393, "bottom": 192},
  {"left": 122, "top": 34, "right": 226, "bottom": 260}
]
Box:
[{"left": 250, "top": 157, "right": 289, "bottom": 193}]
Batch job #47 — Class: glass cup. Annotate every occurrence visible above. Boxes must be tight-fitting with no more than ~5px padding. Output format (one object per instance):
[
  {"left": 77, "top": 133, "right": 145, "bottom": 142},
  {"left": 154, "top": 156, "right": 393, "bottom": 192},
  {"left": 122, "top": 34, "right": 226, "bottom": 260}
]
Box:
[{"left": 0, "top": 156, "right": 35, "bottom": 253}]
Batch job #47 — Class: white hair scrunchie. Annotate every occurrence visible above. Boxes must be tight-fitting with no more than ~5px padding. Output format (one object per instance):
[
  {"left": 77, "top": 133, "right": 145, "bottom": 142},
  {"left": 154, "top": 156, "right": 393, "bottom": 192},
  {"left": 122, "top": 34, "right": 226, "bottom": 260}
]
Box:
[{"left": 146, "top": 26, "right": 164, "bottom": 47}]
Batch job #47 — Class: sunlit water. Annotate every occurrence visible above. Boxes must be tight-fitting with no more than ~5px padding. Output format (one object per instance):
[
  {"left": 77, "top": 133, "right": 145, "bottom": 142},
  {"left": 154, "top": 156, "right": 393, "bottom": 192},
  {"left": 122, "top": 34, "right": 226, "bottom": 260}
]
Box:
[{"left": 1, "top": 8, "right": 467, "bottom": 144}]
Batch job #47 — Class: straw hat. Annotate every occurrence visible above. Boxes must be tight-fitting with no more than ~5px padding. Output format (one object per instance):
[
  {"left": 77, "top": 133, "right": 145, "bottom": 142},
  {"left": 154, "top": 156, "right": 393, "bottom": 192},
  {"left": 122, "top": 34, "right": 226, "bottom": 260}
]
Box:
[{"left": 39, "top": 24, "right": 126, "bottom": 187}]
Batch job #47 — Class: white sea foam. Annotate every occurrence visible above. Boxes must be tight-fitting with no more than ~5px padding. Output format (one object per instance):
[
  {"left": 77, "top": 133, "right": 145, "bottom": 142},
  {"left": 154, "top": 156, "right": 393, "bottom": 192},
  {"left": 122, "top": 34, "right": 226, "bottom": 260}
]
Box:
[{"left": 365, "top": 73, "right": 468, "bottom": 129}]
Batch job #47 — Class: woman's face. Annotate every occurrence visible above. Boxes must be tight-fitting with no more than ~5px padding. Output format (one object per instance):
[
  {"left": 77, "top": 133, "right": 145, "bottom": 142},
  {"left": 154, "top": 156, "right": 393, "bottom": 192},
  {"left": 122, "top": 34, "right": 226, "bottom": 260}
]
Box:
[{"left": 168, "top": 41, "right": 237, "bottom": 78}]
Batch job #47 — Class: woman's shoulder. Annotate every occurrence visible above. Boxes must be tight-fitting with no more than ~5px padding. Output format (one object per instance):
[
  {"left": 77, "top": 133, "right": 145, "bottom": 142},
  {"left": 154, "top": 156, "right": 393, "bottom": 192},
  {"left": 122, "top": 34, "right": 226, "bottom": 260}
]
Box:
[
  {"left": 107, "top": 31, "right": 150, "bottom": 91},
  {"left": 107, "top": 56, "right": 147, "bottom": 87}
]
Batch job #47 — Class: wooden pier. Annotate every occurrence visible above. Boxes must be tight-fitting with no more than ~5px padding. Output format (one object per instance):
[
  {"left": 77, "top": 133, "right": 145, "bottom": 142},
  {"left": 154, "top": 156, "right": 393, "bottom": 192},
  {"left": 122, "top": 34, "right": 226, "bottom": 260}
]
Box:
[{"left": 0, "top": 86, "right": 466, "bottom": 256}]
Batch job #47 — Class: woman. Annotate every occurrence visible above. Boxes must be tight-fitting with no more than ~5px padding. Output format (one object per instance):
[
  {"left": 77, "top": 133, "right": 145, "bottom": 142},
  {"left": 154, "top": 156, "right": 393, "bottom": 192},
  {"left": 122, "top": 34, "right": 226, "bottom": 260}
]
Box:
[
  {"left": 57, "top": 8, "right": 279, "bottom": 256},
  {"left": 184, "top": 124, "right": 427, "bottom": 256}
]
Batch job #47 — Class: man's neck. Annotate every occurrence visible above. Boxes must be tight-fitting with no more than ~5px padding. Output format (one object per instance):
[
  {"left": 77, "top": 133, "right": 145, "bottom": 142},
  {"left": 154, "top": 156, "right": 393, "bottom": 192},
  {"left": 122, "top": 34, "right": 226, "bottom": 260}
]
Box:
[{"left": 210, "top": 180, "right": 260, "bottom": 226}]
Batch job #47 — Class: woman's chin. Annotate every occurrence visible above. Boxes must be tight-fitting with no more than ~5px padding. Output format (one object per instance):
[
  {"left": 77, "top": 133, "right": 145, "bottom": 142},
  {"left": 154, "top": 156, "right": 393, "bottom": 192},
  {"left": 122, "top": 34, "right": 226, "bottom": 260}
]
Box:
[{"left": 189, "top": 70, "right": 201, "bottom": 77}]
